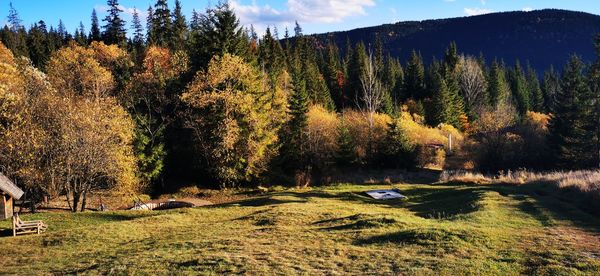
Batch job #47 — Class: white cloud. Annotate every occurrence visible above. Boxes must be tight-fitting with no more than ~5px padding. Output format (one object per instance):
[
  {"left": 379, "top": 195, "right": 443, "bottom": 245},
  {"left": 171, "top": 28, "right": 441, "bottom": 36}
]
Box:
[
  {"left": 464, "top": 8, "right": 493, "bottom": 16},
  {"left": 230, "top": 0, "right": 375, "bottom": 33},
  {"left": 287, "top": 0, "right": 375, "bottom": 23},
  {"left": 522, "top": 7, "right": 533, "bottom": 12},
  {"left": 95, "top": 4, "right": 146, "bottom": 18}
]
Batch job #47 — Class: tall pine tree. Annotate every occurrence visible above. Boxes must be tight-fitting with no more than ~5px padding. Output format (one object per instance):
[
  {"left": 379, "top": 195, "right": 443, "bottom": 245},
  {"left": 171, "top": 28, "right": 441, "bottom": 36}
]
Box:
[
  {"left": 89, "top": 9, "right": 101, "bottom": 42},
  {"left": 101, "top": 0, "right": 127, "bottom": 46},
  {"left": 548, "top": 56, "right": 594, "bottom": 168},
  {"left": 171, "top": 0, "right": 188, "bottom": 51}
]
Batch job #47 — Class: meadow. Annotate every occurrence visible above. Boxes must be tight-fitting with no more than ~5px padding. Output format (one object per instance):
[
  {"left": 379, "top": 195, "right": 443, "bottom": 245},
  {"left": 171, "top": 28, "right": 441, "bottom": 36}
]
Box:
[{"left": 1, "top": 174, "right": 599, "bottom": 275}]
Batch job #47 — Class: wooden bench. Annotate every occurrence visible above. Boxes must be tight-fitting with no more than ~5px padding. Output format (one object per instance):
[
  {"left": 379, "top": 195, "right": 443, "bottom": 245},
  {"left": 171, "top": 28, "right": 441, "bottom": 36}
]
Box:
[{"left": 12, "top": 214, "right": 47, "bottom": 236}]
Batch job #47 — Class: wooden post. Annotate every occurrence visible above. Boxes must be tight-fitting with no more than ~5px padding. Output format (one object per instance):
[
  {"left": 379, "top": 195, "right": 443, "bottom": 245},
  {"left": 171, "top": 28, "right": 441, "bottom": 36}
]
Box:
[{"left": 448, "top": 133, "right": 453, "bottom": 153}]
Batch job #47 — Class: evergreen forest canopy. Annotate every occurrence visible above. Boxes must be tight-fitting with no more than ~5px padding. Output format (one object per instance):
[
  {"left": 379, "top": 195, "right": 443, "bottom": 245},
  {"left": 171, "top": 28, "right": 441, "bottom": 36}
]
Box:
[{"left": 0, "top": 0, "right": 599, "bottom": 211}]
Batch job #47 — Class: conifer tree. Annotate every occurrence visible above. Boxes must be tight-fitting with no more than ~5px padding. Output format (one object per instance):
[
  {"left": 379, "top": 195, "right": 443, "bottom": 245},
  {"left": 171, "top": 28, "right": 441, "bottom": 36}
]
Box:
[
  {"left": 444, "top": 42, "right": 459, "bottom": 71},
  {"left": 432, "top": 72, "right": 454, "bottom": 126},
  {"left": 382, "top": 55, "right": 404, "bottom": 109},
  {"left": 75, "top": 22, "right": 87, "bottom": 45},
  {"left": 27, "top": 21, "right": 51, "bottom": 69},
  {"left": 510, "top": 61, "right": 530, "bottom": 115},
  {"left": 543, "top": 65, "right": 561, "bottom": 113},
  {"left": 131, "top": 8, "right": 145, "bottom": 48},
  {"left": 336, "top": 123, "right": 357, "bottom": 167},
  {"left": 102, "top": 0, "right": 127, "bottom": 46},
  {"left": 324, "top": 37, "right": 344, "bottom": 109},
  {"left": 346, "top": 42, "right": 367, "bottom": 106},
  {"left": 258, "top": 27, "right": 285, "bottom": 75},
  {"left": 487, "top": 59, "right": 511, "bottom": 107},
  {"left": 526, "top": 63, "right": 544, "bottom": 112},
  {"left": 146, "top": 6, "right": 155, "bottom": 45},
  {"left": 89, "top": 9, "right": 101, "bottom": 42},
  {"left": 131, "top": 8, "right": 145, "bottom": 62},
  {"left": 189, "top": 2, "right": 249, "bottom": 70},
  {"left": 548, "top": 55, "right": 593, "bottom": 168},
  {"left": 281, "top": 65, "right": 310, "bottom": 172},
  {"left": 404, "top": 50, "right": 426, "bottom": 99},
  {"left": 150, "top": 0, "right": 172, "bottom": 48},
  {"left": 4, "top": 2, "right": 28, "bottom": 57},
  {"left": 380, "top": 119, "right": 416, "bottom": 169},
  {"left": 171, "top": 0, "right": 188, "bottom": 51}
]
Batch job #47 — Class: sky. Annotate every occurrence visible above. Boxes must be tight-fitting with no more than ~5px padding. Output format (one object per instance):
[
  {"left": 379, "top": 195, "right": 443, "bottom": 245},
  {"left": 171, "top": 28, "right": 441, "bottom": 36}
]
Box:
[{"left": 1, "top": 0, "right": 599, "bottom": 36}]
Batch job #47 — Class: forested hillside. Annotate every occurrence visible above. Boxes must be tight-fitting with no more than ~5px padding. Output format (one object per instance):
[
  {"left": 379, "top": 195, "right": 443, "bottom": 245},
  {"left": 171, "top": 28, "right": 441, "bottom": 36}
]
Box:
[
  {"left": 313, "top": 9, "right": 600, "bottom": 73},
  {"left": 0, "top": 0, "right": 599, "bottom": 210}
]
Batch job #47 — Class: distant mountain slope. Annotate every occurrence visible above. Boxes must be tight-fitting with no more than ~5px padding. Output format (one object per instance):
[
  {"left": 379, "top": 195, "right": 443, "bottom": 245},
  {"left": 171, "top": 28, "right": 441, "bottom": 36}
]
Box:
[{"left": 314, "top": 9, "right": 600, "bottom": 72}]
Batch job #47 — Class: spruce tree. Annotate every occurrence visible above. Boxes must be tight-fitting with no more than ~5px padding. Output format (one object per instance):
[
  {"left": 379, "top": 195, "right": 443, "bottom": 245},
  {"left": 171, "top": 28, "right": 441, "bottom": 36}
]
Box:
[
  {"left": 324, "top": 37, "right": 343, "bottom": 109},
  {"left": 526, "top": 63, "right": 544, "bottom": 112},
  {"left": 171, "top": 0, "right": 188, "bottom": 51},
  {"left": 280, "top": 64, "right": 310, "bottom": 173},
  {"left": 7, "top": 2, "right": 22, "bottom": 32},
  {"left": 89, "top": 9, "right": 101, "bottom": 42},
  {"left": 346, "top": 42, "right": 367, "bottom": 107},
  {"left": 383, "top": 55, "right": 404, "bottom": 109},
  {"left": 146, "top": 6, "right": 155, "bottom": 45},
  {"left": 27, "top": 21, "right": 50, "bottom": 69},
  {"left": 543, "top": 65, "right": 561, "bottom": 113},
  {"left": 443, "top": 42, "right": 459, "bottom": 71},
  {"left": 75, "top": 22, "right": 87, "bottom": 45},
  {"left": 4, "top": 2, "right": 28, "bottom": 57},
  {"left": 487, "top": 59, "right": 511, "bottom": 107},
  {"left": 131, "top": 8, "right": 145, "bottom": 48},
  {"left": 404, "top": 50, "right": 426, "bottom": 99},
  {"left": 102, "top": 0, "right": 127, "bottom": 46},
  {"left": 336, "top": 123, "right": 358, "bottom": 167},
  {"left": 548, "top": 56, "right": 593, "bottom": 168},
  {"left": 151, "top": 0, "right": 172, "bottom": 48},
  {"left": 510, "top": 61, "right": 530, "bottom": 115},
  {"left": 189, "top": 2, "right": 249, "bottom": 70},
  {"left": 152, "top": 0, "right": 173, "bottom": 48},
  {"left": 380, "top": 119, "right": 416, "bottom": 169}
]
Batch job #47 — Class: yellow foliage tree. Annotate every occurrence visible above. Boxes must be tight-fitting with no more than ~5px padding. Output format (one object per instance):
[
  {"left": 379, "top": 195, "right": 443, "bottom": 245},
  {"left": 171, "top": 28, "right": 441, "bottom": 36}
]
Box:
[
  {"left": 182, "top": 54, "right": 287, "bottom": 187},
  {"left": 47, "top": 43, "right": 115, "bottom": 100}
]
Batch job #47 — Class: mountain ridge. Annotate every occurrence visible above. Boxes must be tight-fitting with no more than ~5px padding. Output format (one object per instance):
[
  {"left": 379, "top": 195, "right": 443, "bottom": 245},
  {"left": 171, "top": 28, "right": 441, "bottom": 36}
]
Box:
[{"left": 311, "top": 9, "right": 600, "bottom": 72}]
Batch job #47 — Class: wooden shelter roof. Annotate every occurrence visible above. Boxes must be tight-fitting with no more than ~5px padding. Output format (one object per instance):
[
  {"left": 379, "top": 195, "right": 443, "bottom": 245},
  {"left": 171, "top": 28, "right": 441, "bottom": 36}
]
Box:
[{"left": 0, "top": 173, "right": 24, "bottom": 200}]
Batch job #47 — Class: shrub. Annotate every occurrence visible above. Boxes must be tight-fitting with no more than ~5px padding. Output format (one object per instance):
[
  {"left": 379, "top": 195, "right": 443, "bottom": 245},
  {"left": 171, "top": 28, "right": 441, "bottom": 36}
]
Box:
[
  {"left": 304, "top": 105, "right": 340, "bottom": 177},
  {"left": 472, "top": 110, "right": 551, "bottom": 172},
  {"left": 341, "top": 109, "right": 392, "bottom": 163}
]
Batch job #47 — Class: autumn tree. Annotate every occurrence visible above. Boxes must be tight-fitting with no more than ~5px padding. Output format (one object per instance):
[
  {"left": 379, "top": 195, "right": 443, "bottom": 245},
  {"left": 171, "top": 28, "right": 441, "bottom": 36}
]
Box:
[
  {"left": 458, "top": 55, "right": 488, "bottom": 117},
  {"left": 47, "top": 43, "right": 139, "bottom": 210},
  {"left": 181, "top": 54, "right": 287, "bottom": 188}
]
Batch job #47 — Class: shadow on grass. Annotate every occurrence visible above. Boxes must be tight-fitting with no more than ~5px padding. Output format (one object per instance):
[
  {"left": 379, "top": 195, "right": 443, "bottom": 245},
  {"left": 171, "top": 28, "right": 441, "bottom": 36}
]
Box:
[{"left": 314, "top": 214, "right": 400, "bottom": 231}]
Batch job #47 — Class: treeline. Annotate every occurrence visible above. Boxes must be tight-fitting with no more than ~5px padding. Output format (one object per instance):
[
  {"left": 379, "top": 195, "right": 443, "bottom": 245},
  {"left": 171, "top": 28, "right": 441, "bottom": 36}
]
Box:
[{"left": 0, "top": 1, "right": 599, "bottom": 210}]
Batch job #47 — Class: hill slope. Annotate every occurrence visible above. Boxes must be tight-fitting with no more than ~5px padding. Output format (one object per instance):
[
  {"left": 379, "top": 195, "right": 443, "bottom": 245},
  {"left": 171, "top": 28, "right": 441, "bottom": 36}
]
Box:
[{"left": 314, "top": 9, "right": 600, "bottom": 72}]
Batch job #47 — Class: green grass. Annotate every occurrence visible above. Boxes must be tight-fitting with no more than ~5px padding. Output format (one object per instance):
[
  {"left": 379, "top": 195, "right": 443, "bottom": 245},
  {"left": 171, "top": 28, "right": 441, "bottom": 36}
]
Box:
[{"left": 1, "top": 181, "right": 599, "bottom": 275}]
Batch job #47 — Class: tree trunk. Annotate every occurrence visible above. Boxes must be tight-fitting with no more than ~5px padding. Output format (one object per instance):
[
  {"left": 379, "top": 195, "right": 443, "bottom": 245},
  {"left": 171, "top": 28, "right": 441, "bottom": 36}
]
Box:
[
  {"left": 71, "top": 191, "right": 80, "bottom": 212},
  {"left": 80, "top": 191, "right": 87, "bottom": 212}
]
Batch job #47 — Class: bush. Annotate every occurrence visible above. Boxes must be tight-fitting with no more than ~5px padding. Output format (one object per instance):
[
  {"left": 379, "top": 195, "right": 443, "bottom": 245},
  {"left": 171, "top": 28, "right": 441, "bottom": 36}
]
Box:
[
  {"left": 472, "top": 110, "right": 551, "bottom": 172},
  {"left": 341, "top": 109, "right": 392, "bottom": 163}
]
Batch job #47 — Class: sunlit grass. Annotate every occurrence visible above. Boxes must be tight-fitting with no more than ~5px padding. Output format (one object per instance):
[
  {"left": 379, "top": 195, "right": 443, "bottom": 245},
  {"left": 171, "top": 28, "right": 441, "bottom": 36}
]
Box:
[{"left": 0, "top": 181, "right": 599, "bottom": 274}]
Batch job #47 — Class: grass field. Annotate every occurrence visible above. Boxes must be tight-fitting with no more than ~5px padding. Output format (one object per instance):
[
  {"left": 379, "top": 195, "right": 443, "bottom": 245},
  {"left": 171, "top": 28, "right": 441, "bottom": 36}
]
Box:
[{"left": 1, "top": 179, "right": 599, "bottom": 275}]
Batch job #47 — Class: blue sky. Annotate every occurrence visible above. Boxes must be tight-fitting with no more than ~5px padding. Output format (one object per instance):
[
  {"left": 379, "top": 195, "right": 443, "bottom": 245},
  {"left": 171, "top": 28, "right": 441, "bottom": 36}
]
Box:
[{"left": 2, "top": 0, "right": 599, "bottom": 35}]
